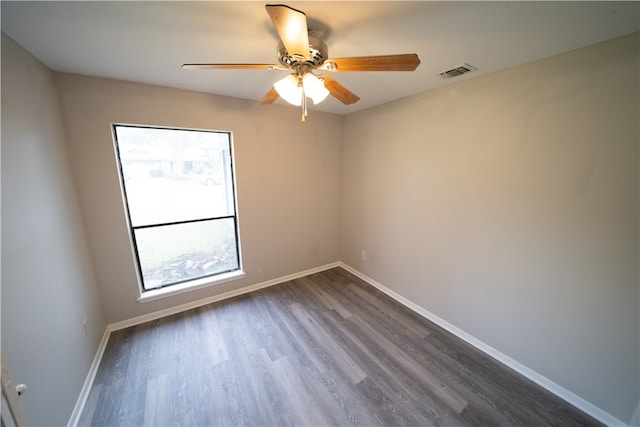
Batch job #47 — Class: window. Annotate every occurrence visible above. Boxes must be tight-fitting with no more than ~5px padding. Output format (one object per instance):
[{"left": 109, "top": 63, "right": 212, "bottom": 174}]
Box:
[{"left": 113, "top": 124, "right": 242, "bottom": 295}]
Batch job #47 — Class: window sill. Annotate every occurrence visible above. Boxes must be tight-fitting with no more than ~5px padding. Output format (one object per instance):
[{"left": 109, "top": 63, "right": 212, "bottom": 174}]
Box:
[{"left": 137, "top": 270, "right": 246, "bottom": 303}]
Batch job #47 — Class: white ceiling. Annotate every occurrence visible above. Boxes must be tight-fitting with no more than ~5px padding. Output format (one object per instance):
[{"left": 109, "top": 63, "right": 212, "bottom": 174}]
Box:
[{"left": 2, "top": 1, "right": 639, "bottom": 115}]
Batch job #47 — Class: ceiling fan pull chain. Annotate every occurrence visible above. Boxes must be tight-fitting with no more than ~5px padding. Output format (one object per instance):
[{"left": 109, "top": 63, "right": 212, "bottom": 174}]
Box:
[{"left": 301, "top": 83, "right": 307, "bottom": 122}]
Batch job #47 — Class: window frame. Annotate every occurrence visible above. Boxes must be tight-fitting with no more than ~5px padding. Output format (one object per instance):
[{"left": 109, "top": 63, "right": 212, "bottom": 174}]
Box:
[{"left": 112, "top": 123, "right": 244, "bottom": 301}]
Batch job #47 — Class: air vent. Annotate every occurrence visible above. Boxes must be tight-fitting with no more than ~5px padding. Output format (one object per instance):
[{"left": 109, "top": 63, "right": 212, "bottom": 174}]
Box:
[{"left": 439, "top": 63, "right": 477, "bottom": 79}]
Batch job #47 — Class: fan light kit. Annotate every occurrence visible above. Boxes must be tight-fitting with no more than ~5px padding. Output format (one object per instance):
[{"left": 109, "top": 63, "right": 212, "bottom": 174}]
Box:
[
  {"left": 183, "top": 4, "right": 421, "bottom": 122},
  {"left": 274, "top": 73, "right": 330, "bottom": 105}
]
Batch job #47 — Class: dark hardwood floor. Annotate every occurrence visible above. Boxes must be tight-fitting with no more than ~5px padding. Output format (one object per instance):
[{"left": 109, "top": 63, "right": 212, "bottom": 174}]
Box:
[{"left": 79, "top": 267, "right": 602, "bottom": 426}]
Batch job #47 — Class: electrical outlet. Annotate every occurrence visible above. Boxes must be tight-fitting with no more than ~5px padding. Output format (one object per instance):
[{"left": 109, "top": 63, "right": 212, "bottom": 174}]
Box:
[
  {"left": 361, "top": 251, "right": 366, "bottom": 261},
  {"left": 257, "top": 264, "right": 263, "bottom": 273},
  {"left": 82, "top": 318, "right": 89, "bottom": 335}
]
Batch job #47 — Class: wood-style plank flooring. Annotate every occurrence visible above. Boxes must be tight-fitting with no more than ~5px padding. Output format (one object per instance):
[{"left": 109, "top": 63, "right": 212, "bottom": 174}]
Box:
[{"left": 79, "top": 267, "right": 602, "bottom": 426}]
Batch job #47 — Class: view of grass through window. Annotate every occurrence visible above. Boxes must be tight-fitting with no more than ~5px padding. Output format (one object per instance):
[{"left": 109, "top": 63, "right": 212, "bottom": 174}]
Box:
[{"left": 113, "top": 125, "right": 240, "bottom": 291}]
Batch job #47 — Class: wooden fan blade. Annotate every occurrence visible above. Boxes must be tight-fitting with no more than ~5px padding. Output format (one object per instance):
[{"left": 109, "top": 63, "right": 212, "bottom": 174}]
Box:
[
  {"left": 325, "top": 54, "right": 420, "bottom": 72},
  {"left": 259, "top": 87, "right": 280, "bottom": 105},
  {"left": 320, "top": 75, "right": 360, "bottom": 105},
  {"left": 182, "top": 63, "right": 283, "bottom": 70},
  {"left": 266, "top": 4, "right": 310, "bottom": 60}
]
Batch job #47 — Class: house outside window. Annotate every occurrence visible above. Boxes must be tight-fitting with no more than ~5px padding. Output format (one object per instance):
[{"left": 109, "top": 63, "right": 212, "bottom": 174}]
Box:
[{"left": 112, "top": 124, "right": 242, "bottom": 295}]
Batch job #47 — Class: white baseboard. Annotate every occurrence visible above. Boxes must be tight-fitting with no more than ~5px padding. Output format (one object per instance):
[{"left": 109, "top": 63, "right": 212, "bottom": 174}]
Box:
[
  {"left": 338, "top": 262, "right": 628, "bottom": 427},
  {"left": 67, "top": 326, "right": 111, "bottom": 426},
  {"left": 109, "top": 261, "right": 341, "bottom": 331}
]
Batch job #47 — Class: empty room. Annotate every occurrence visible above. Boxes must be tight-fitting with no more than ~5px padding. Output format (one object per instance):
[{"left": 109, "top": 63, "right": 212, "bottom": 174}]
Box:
[{"left": 1, "top": 2, "right": 638, "bottom": 426}]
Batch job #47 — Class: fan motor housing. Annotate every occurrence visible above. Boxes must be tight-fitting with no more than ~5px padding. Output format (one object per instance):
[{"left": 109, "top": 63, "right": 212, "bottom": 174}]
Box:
[{"left": 277, "top": 36, "right": 328, "bottom": 70}]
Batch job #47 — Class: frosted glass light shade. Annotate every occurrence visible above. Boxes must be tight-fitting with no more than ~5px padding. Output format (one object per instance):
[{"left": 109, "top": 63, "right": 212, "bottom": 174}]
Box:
[
  {"left": 302, "top": 73, "right": 330, "bottom": 104},
  {"left": 274, "top": 74, "right": 302, "bottom": 106}
]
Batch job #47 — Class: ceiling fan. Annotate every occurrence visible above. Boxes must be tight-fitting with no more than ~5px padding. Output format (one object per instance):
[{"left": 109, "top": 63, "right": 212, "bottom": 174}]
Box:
[{"left": 183, "top": 4, "right": 421, "bottom": 122}]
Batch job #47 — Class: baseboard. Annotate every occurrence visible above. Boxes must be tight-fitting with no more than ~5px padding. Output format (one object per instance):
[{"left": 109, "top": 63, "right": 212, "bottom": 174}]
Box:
[
  {"left": 338, "top": 262, "right": 628, "bottom": 427},
  {"left": 67, "top": 326, "right": 111, "bottom": 426},
  {"left": 109, "top": 261, "right": 341, "bottom": 331}
]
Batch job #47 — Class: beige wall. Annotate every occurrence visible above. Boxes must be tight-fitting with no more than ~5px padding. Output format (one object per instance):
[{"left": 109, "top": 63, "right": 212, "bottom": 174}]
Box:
[
  {"left": 1, "top": 34, "right": 107, "bottom": 425},
  {"left": 54, "top": 73, "right": 343, "bottom": 323},
  {"left": 341, "top": 32, "right": 639, "bottom": 423}
]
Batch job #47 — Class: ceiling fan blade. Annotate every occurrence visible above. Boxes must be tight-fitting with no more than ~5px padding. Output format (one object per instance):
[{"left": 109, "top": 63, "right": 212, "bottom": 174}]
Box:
[
  {"left": 182, "top": 63, "right": 284, "bottom": 70},
  {"left": 320, "top": 75, "right": 360, "bottom": 105},
  {"left": 323, "top": 54, "right": 420, "bottom": 72},
  {"left": 259, "top": 87, "right": 280, "bottom": 105},
  {"left": 266, "top": 4, "right": 310, "bottom": 61}
]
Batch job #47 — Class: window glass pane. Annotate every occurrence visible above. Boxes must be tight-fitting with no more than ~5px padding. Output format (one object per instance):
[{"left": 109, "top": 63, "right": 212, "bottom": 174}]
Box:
[
  {"left": 134, "top": 218, "right": 239, "bottom": 290},
  {"left": 114, "top": 124, "right": 241, "bottom": 292},
  {"left": 115, "top": 126, "right": 235, "bottom": 226}
]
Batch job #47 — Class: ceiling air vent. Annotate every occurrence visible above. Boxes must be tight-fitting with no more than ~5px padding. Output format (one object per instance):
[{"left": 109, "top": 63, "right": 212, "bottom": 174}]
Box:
[{"left": 439, "top": 63, "right": 477, "bottom": 79}]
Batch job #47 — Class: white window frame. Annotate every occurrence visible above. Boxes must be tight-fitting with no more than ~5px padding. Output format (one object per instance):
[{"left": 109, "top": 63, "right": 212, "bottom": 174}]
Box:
[{"left": 112, "top": 123, "right": 245, "bottom": 302}]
